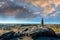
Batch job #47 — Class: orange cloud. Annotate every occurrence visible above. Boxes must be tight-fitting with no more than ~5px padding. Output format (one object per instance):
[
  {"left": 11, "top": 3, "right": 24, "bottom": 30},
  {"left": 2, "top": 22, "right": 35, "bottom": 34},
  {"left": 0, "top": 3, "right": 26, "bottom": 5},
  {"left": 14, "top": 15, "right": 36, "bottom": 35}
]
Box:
[
  {"left": 28, "top": 0, "right": 60, "bottom": 16},
  {"left": 53, "top": 0, "right": 60, "bottom": 7},
  {"left": 31, "top": 0, "right": 60, "bottom": 7},
  {"left": 43, "top": 6, "right": 55, "bottom": 13},
  {"left": 31, "top": 0, "right": 50, "bottom": 7}
]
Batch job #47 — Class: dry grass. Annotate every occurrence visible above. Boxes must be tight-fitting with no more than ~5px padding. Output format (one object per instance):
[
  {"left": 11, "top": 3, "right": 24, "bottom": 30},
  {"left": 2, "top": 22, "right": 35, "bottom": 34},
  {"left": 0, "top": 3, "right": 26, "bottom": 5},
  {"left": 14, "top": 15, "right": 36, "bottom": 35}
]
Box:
[
  {"left": 23, "top": 36, "right": 33, "bottom": 40},
  {"left": 0, "top": 30, "right": 10, "bottom": 35},
  {"left": 0, "top": 28, "right": 24, "bottom": 35},
  {"left": 11, "top": 28, "right": 24, "bottom": 33}
]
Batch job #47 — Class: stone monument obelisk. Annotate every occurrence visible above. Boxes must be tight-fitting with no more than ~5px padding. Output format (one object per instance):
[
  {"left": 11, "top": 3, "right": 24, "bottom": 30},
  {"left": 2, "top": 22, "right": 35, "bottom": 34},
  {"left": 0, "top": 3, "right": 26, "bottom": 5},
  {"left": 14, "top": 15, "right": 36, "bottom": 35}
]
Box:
[{"left": 41, "top": 18, "right": 44, "bottom": 28}]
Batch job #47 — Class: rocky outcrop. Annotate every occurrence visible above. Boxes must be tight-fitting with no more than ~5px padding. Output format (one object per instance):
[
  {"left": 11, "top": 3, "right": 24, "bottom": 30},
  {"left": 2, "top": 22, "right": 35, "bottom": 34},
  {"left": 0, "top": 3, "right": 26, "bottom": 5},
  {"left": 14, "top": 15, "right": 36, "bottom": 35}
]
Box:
[
  {"left": 30, "top": 28, "right": 58, "bottom": 38},
  {"left": 0, "top": 31, "right": 15, "bottom": 40}
]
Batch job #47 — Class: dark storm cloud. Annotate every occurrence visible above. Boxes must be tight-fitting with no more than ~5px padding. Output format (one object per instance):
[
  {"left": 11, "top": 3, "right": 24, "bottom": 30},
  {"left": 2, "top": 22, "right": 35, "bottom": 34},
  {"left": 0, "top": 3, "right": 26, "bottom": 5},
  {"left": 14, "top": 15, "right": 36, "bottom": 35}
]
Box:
[{"left": 0, "top": 0, "right": 42, "bottom": 20}]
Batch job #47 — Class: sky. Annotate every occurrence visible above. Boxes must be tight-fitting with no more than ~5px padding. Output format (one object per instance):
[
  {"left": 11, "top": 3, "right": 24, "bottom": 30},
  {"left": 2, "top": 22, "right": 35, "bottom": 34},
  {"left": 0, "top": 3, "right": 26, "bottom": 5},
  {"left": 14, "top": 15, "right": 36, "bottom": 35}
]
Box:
[{"left": 0, "top": 0, "right": 60, "bottom": 24}]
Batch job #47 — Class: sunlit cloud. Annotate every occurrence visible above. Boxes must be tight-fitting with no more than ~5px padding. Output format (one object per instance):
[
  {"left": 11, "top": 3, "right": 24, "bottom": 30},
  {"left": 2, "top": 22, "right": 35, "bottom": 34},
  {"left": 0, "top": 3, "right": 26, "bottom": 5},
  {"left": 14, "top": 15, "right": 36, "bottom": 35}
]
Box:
[
  {"left": 43, "top": 6, "right": 55, "bottom": 14},
  {"left": 29, "top": 0, "right": 60, "bottom": 15}
]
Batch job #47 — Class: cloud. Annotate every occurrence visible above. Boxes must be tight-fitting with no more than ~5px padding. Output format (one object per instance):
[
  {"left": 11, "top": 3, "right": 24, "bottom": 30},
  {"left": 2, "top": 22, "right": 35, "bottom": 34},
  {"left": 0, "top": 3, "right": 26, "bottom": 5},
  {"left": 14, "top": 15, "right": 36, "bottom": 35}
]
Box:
[
  {"left": 0, "top": 2, "right": 39, "bottom": 20},
  {"left": 43, "top": 6, "right": 55, "bottom": 14},
  {"left": 1, "top": 7, "right": 22, "bottom": 16},
  {"left": 53, "top": 0, "right": 60, "bottom": 7},
  {"left": 29, "top": 0, "right": 60, "bottom": 15},
  {"left": 50, "top": 11, "right": 60, "bottom": 17},
  {"left": 0, "top": 0, "right": 60, "bottom": 21},
  {"left": 0, "top": 0, "right": 43, "bottom": 20},
  {"left": 50, "top": 14, "right": 56, "bottom": 17},
  {"left": 14, "top": 0, "right": 60, "bottom": 17},
  {"left": 33, "top": 12, "right": 40, "bottom": 15}
]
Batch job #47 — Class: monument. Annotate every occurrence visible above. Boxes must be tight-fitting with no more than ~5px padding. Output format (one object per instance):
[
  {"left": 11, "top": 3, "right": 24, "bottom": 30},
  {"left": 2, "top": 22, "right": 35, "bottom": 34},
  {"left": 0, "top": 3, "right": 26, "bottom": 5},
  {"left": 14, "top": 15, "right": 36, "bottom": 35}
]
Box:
[{"left": 41, "top": 18, "right": 44, "bottom": 28}]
